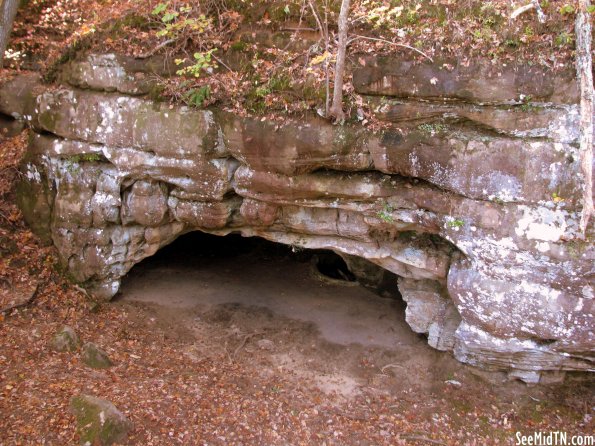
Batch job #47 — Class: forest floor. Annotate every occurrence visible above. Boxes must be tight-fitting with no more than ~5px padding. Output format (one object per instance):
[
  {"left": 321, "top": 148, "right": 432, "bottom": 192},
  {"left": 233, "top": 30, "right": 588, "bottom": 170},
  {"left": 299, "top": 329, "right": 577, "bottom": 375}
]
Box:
[{"left": 1, "top": 130, "right": 594, "bottom": 445}]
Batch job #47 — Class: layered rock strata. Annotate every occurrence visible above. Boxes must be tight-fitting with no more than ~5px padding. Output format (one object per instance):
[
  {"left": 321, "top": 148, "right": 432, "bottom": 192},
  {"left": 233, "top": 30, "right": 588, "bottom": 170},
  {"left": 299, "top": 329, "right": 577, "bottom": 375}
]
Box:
[{"left": 3, "top": 54, "right": 593, "bottom": 382}]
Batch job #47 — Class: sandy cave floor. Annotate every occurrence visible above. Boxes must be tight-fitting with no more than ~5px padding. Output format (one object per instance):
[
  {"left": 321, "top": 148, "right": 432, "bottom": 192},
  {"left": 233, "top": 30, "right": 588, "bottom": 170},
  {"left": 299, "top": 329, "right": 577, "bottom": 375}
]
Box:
[{"left": 118, "top": 231, "right": 460, "bottom": 398}]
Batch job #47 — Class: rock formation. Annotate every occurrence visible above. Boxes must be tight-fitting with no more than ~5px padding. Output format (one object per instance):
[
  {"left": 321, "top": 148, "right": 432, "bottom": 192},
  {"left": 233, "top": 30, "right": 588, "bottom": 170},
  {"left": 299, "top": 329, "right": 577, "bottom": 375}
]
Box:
[{"left": 2, "top": 53, "right": 593, "bottom": 383}]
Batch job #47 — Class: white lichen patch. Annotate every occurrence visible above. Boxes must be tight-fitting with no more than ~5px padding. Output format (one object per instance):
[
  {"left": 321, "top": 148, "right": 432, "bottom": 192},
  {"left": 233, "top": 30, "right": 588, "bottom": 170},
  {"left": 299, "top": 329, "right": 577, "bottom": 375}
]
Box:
[
  {"left": 25, "top": 163, "right": 41, "bottom": 182},
  {"left": 514, "top": 205, "right": 579, "bottom": 242}
]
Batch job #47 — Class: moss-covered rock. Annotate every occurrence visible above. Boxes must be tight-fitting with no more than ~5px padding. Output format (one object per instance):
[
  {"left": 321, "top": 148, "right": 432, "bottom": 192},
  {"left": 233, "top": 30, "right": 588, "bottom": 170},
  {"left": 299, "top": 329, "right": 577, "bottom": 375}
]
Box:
[
  {"left": 70, "top": 394, "right": 132, "bottom": 446},
  {"left": 81, "top": 342, "right": 114, "bottom": 369},
  {"left": 51, "top": 326, "right": 80, "bottom": 352}
]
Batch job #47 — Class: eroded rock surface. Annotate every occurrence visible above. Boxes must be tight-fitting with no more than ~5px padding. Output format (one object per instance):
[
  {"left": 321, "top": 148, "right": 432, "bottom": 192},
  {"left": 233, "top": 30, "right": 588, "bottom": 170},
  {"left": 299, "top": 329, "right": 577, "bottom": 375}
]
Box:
[{"left": 6, "top": 54, "right": 594, "bottom": 381}]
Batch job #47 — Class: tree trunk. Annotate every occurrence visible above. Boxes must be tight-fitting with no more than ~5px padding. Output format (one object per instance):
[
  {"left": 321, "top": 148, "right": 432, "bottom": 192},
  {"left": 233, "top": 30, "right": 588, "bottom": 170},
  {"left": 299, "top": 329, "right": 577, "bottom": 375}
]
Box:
[
  {"left": 329, "top": 0, "right": 350, "bottom": 123},
  {"left": 576, "top": 0, "right": 594, "bottom": 234},
  {"left": 0, "top": 0, "right": 19, "bottom": 67}
]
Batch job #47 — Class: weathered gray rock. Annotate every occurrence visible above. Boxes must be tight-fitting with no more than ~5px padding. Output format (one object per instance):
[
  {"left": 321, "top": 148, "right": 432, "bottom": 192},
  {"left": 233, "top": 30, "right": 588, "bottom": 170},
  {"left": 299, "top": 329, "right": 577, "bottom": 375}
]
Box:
[
  {"left": 6, "top": 54, "right": 594, "bottom": 380},
  {"left": 339, "top": 254, "right": 400, "bottom": 298},
  {"left": 81, "top": 342, "right": 114, "bottom": 369},
  {"left": 0, "top": 73, "right": 42, "bottom": 119},
  {"left": 121, "top": 180, "right": 169, "bottom": 227},
  {"left": 353, "top": 57, "right": 579, "bottom": 104},
  {"left": 257, "top": 339, "right": 275, "bottom": 351},
  {"left": 33, "top": 89, "right": 225, "bottom": 159},
  {"left": 366, "top": 97, "right": 581, "bottom": 143},
  {"left": 398, "top": 278, "right": 461, "bottom": 351},
  {"left": 370, "top": 129, "right": 585, "bottom": 206},
  {"left": 61, "top": 53, "right": 155, "bottom": 95},
  {"left": 51, "top": 326, "right": 80, "bottom": 352},
  {"left": 70, "top": 394, "right": 132, "bottom": 445}
]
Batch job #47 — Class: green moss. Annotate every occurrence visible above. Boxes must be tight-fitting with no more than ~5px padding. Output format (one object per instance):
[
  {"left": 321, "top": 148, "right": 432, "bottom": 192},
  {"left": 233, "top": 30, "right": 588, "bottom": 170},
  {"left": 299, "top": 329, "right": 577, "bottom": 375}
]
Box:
[
  {"left": 71, "top": 395, "right": 131, "bottom": 445},
  {"left": 377, "top": 202, "right": 395, "bottom": 223},
  {"left": 450, "top": 397, "right": 473, "bottom": 414},
  {"left": 81, "top": 343, "right": 113, "bottom": 369},
  {"left": 397, "top": 231, "right": 417, "bottom": 241},
  {"left": 555, "top": 31, "right": 573, "bottom": 47},
  {"left": 302, "top": 82, "right": 326, "bottom": 104},
  {"left": 418, "top": 122, "right": 449, "bottom": 134},
  {"left": 108, "top": 13, "right": 151, "bottom": 35},
  {"left": 447, "top": 218, "right": 465, "bottom": 228},
  {"left": 65, "top": 153, "right": 104, "bottom": 163},
  {"left": 230, "top": 40, "right": 249, "bottom": 52},
  {"left": 268, "top": 74, "right": 292, "bottom": 92},
  {"left": 244, "top": 72, "right": 294, "bottom": 113},
  {"left": 42, "top": 36, "right": 94, "bottom": 84},
  {"left": 37, "top": 110, "right": 58, "bottom": 133},
  {"left": 147, "top": 83, "right": 166, "bottom": 102}
]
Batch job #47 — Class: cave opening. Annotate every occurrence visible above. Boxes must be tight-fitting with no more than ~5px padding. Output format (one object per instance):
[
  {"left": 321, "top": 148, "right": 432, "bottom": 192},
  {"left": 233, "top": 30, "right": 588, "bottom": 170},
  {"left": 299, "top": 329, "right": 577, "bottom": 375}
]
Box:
[
  {"left": 0, "top": 112, "right": 23, "bottom": 138},
  {"left": 118, "top": 231, "right": 429, "bottom": 350}
]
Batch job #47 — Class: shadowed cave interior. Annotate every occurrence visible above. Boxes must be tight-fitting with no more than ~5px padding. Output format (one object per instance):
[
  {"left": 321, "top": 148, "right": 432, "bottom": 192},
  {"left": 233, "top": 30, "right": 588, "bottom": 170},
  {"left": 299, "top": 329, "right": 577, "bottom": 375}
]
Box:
[{"left": 117, "top": 231, "right": 431, "bottom": 350}]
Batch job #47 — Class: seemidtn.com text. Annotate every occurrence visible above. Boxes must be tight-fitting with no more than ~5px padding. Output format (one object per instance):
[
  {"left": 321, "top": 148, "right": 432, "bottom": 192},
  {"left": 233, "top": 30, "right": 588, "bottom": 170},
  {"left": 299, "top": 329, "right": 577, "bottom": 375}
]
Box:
[{"left": 516, "top": 432, "right": 594, "bottom": 446}]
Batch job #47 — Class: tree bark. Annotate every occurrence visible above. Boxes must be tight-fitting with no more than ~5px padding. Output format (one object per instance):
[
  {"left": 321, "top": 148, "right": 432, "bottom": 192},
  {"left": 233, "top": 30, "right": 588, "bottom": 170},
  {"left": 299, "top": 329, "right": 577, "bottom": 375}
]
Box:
[
  {"left": 329, "top": 0, "right": 350, "bottom": 123},
  {"left": 575, "top": 0, "right": 594, "bottom": 234},
  {"left": 0, "top": 0, "right": 19, "bottom": 67}
]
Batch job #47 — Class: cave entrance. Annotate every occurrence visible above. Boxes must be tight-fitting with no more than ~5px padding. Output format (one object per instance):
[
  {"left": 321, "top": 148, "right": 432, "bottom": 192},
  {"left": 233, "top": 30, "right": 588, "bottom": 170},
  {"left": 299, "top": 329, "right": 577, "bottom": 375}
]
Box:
[{"left": 119, "top": 231, "right": 426, "bottom": 350}]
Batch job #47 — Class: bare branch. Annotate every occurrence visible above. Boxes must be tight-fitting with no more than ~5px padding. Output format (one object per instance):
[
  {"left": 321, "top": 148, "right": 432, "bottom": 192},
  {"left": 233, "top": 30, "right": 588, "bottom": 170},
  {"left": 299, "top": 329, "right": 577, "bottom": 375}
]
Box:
[
  {"left": 211, "top": 54, "right": 234, "bottom": 73},
  {"left": 532, "top": 0, "right": 547, "bottom": 23},
  {"left": 307, "top": 1, "right": 325, "bottom": 41},
  {"left": 135, "top": 38, "right": 177, "bottom": 59},
  {"left": 308, "top": 0, "right": 330, "bottom": 117},
  {"left": 281, "top": 27, "right": 317, "bottom": 32},
  {"left": 511, "top": 3, "right": 535, "bottom": 20},
  {"left": 511, "top": 1, "right": 546, "bottom": 23},
  {"left": 347, "top": 35, "right": 434, "bottom": 62},
  {"left": 324, "top": 0, "right": 330, "bottom": 117}
]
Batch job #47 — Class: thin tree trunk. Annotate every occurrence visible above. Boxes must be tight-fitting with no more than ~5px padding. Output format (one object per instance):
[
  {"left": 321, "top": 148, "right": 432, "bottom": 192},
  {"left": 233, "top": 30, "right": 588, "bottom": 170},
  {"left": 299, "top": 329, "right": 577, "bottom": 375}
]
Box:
[
  {"left": 324, "top": 0, "right": 329, "bottom": 117},
  {"left": 329, "top": 0, "right": 350, "bottom": 123},
  {"left": 0, "top": 0, "right": 19, "bottom": 67},
  {"left": 576, "top": 0, "right": 594, "bottom": 234}
]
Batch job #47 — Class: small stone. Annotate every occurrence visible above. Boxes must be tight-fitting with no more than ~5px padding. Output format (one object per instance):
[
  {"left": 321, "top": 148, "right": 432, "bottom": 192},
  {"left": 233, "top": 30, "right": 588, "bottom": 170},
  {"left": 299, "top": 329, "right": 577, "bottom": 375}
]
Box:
[
  {"left": 257, "top": 339, "right": 275, "bottom": 351},
  {"left": 445, "top": 379, "right": 462, "bottom": 388},
  {"left": 81, "top": 342, "right": 113, "bottom": 369},
  {"left": 70, "top": 394, "right": 132, "bottom": 446},
  {"left": 87, "top": 300, "right": 101, "bottom": 313},
  {"left": 51, "top": 326, "right": 80, "bottom": 352},
  {"left": 508, "top": 369, "right": 541, "bottom": 384}
]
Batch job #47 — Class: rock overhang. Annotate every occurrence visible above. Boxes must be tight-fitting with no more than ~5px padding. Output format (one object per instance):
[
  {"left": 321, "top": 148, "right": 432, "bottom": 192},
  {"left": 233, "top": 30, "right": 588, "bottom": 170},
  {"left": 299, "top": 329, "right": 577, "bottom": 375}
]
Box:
[{"left": 4, "top": 53, "right": 594, "bottom": 383}]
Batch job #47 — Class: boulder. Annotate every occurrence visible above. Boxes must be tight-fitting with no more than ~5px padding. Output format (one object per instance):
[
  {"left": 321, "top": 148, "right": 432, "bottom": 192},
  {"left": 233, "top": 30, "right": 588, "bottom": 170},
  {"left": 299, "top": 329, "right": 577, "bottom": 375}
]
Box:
[
  {"left": 51, "top": 326, "right": 80, "bottom": 352},
  {"left": 81, "top": 342, "right": 114, "bottom": 369},
  {"left": 70, "top": 394, "right": 132, "bottom": 445}
]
